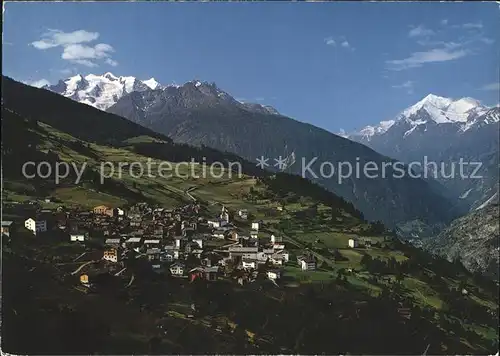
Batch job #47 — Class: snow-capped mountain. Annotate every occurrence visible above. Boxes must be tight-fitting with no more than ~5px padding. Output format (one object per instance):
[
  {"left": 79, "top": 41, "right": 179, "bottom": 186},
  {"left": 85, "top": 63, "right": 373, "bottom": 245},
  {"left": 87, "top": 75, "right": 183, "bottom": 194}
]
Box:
[
  {"left": 348, "top": 94, "right": 493, "bottom": 142},
  {"left": 104, "top": 81, "right": 460, "bottom": 230},
  {"left": 43, "top": 73, "right": 281, "bottom": 116},
  {"left": 352, "top": 120, "right": 396, "bottom": 140},
  {"left": 142, "top": 78, "right": 162, "bottom": 90},
  {"left": 345, "top": 94, "right": 499, "bottom": 211},
  {"left": 238, "top": 102, "right": 281, "bottom": 116},
  {"left": 43, "top": 72, "right": 163, "bottom": 110},
  {"left": 36, "top": 74, "right": 464, "bottom": 230}
]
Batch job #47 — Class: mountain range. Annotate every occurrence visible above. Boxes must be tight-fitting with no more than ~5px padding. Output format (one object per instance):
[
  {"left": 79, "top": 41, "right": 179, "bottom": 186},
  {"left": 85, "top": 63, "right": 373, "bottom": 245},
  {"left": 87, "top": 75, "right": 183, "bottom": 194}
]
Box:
[
  {"left": 45, "top": 73, "right": 498, "bottom": 235},
  {"left": 44, "top": 73, "right": 280, "bottom": 115},
  {"left": 345, "top": 94, "right": 493, "bottom": 139},
  {"left": 43, "top": 73, "right": 161, "bottom": 110},
  {"left": 41, "top": 73, "right": 474, "bottom": 232},
  {"left": 4, "top": 76, "right": 499, "bottom": 354},
  {"left": 344, "top": 94, "right": 499, "bottom": 211}
]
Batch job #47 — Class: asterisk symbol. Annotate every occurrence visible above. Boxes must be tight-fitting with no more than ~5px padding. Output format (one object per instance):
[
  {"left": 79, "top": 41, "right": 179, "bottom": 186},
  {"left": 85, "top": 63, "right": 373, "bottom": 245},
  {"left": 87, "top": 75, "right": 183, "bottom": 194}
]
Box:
[
  {"left": 256, "top": 156, "right": 269, "bottom": 169},
  {"left": 274, "top": 156, "right": 287, "bottom": 171}
]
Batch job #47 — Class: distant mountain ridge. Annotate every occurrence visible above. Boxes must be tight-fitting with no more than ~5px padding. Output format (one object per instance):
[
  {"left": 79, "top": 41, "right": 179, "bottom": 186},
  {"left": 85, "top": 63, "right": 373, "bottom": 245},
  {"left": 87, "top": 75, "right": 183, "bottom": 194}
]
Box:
[
  {"left": 44, "top": 73, "right": 281, "bottom": 116},
  {"left": 102, "top": 77, "right": 462, "bottom": 230},
  {"left": 43, "top": 72, "right": 163, "bottom": 110},
  {"left": 344, "top": 94, "right": 499, "bottom": 211},
  {"left": 344, "top": 94, "right": 495, "bottom": 141},
  {"left": 39, "top": 73, "right": 474, "bottom": 231},
  {"left": 4, "top": 77, "right": 500, "bottom": 355}
]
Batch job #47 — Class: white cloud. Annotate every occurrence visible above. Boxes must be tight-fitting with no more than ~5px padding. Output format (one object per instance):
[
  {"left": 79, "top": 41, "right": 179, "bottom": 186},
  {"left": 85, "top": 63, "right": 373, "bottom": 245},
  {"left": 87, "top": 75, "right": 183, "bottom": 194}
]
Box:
[
  {"left": 105, "top": 58, "right": 119, "bottom": 67},
  {"left": 62, "top": 43, "right": 113, "bottom": 60},
  {"left": 416, "top": 31, "right": 493, "bottom": 57},
  {"left": 392, "top": 80, "right": 415, "bottom": 94},
  {"left": 72, "top": 59, "right": 99, "bottom": 67},
  {"left": 386, "top": 48, "right": 468, "bottom": 71},
  {"left": 440, "top": 19, "right": 448, "bottom": 26},
  {"left": 408, "top": 25, "right": 435, "bottom": 38},
  {"left": 394, "top": 19, "right": 493, "bottom": 72},
  {"left": 31, "top": 40, "right": 55, "bottom": 50},
  {"left": 31, "top": 29, "right": 99, "bottom": 49},
  {"left": 59, "top": 68, "right": 75, "bottom": 75},
  {"left": 450, "top": 22, "right": 484, "bottom": 30},
  {"left": 479, "top": 37, "right": 495, "bottom": 45},
  {"left": 324, "top": 37, "right": 336, "bottom": 46},
  {"left": 61, "top": 43, "right": 114, "bottom": 67},
  {"left": 479, "top": 83, "right": 500, "bottom": 91},
  {"left": 31, "top": 29, "right": 117, "bottom": 68},
  {"left": 325, "top": 36, "right": 353, "bottom": 50},
  {"left": 28, "top": 79, "right": 51, "bottom": 88},
  {"left": 416, "top": 39, "right": 462, "bottom": 49},
  {"left": 462, "top": 22, "right": 483, "bottom": 29}
]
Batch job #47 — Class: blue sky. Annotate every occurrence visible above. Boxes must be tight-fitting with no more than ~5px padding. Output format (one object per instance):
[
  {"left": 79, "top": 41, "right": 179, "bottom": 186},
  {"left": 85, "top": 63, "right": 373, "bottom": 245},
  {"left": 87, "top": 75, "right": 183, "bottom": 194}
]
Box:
[{"left": 3, "top": 2, "right": 499, "bottom": 133}]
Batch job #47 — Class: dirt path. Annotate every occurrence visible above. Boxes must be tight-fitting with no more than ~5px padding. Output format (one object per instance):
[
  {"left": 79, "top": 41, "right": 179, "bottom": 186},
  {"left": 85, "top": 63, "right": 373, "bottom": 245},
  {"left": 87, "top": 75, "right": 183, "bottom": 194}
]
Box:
[{"left": 70, "top": 260, "right": 99, "bottom": 275}]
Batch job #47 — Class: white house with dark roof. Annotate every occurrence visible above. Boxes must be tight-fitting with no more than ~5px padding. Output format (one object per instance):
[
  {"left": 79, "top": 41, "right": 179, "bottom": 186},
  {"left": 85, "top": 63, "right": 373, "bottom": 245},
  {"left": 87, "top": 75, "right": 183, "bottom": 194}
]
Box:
[
  {"left": 297, "top": 255, "right": 317, "bottom": 271},
  {"left": 242, "top": 259, "right": 257, "bottom": 270},
  {"left": 174, "top": 236, "right": 187, "bottom": 249},
  {"left": 192, "top": 236, "right": 205, "bottom": 249},
  {"left": 125, "top": 237, "right": 142, "bottom": 244},
  {"left": 238, "top": 209, "right": 248, "bottom": 219},
  {"left": 24, "top": 217, "right": 47, "bottom": 235},
  {"left": 170, "top": 261, "right": 185, "bottom": 277},
  {"left": 208, "top": 218, "right": 228, "bottom": 228},
  {"left": 1, "top": 221, "right": 14, "bottom": 237},
  {"left": 275, "top": 250, "right": 289, "bottom": 263},
  {"left": 70, "top": 232, "right": 87, "bottom": 242},
  {"left": 212, "top": 228, "right": 226, "bottom": 239},
  {"left": 271, "top": 234, "right": 283, "bottom": 244},
  {"left": 267, "top": 269, "right": 282, "bottom": 281},
  {"left": 144, "top": 239, "right": 161, "bottom": 248},
  {"left": 105, "top": 238, "right": 121, "bottom": 246}
]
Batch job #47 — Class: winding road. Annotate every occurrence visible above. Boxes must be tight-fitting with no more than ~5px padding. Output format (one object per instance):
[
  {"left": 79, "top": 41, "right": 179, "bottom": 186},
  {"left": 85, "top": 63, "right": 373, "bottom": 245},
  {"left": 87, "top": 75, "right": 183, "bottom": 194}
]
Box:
[{"left": 71, "top": 260, "right": 99, "bottom": 275}]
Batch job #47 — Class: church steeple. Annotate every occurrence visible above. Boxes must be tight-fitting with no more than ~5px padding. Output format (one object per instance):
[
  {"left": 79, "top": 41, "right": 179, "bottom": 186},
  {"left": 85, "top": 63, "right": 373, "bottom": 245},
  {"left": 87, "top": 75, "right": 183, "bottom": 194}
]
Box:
[{"left": 220, "top": 205, "right": 229, "bottom": 223}]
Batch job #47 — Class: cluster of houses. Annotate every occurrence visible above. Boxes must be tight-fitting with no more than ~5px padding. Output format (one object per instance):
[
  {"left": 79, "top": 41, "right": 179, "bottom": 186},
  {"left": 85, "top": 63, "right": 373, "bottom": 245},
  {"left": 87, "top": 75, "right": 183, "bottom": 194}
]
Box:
[
  {"left": 2, "top": 198, "right": 380, "bottom": 291},
  {"left": 10, "top": 202, "right": 308, "bottom": 286}
]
